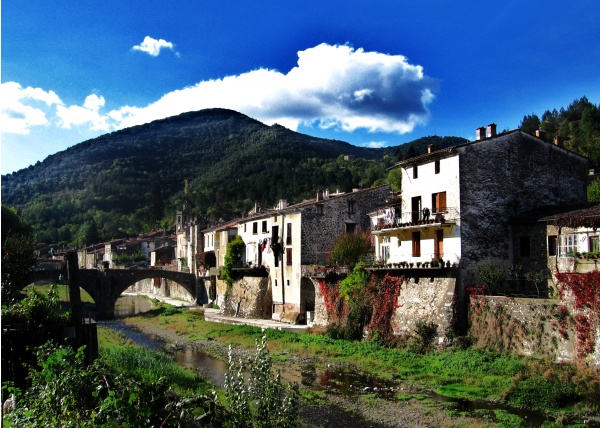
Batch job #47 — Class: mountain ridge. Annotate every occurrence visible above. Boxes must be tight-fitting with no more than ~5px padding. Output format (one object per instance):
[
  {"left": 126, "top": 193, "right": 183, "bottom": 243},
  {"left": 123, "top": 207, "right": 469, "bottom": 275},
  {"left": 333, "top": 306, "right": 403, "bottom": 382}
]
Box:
[{"left": 1, "top": 108, "right": 467, "bottom": 244}]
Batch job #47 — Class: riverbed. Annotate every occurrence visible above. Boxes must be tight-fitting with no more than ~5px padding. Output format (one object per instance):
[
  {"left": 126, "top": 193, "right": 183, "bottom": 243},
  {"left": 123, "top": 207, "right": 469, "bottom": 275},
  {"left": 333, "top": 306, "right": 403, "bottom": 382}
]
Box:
[{"left": 106, "top": 294, "right": 586, "bottom": 427}]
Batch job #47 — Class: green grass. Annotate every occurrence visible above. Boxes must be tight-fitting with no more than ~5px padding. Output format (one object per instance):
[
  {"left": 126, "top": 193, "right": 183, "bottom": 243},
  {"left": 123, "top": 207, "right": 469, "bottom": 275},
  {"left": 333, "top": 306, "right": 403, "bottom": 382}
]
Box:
[
  {"left": 97, "top": 326, "right": 213, "bottom": 395},
  {"left": 122, "top": 304, "right": 598, "bottom": 415},
  {"left": 24, "top": 283, "right": 95, "bottom": 303}
]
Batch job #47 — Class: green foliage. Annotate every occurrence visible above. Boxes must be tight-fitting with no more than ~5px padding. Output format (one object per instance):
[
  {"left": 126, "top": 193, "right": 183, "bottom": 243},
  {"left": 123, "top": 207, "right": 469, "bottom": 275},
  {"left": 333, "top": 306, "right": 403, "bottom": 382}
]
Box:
[
  {"left": 407, "top": 320, "right": 439, "bottom": 354},
  {"left": 475, "top": 260, "right": 507, "bottom": 292},
  {"left": 519, "top": 113, "right": 541, "bottom": 135},
  {"left": 1, "top": 284, "right": 68, "bottom": 328},
  {"left": 1, "top": 204, "right": 33, "bottom": 244},
  {"left": 221, "top": 235, "right": 245, "bottom": 288},
  {"left": 116, "top": 251, "right": 147, "bottom": 264},
  {"left": 224, "top": 334, "right": 299, "bottom": 427},
  {"left": 1, "top": 231, "right": 37, "bottom": 304},
  {"left": 385, "top": 167, "right": 402, "bottom": 192},
  {"left": 329, "top": 231, "right": 371, "bottom": 268},
  {"left": 4, "top": 340, "right": 224, "bottom": 427},
  {"left": 588, "top": 177, "right": 600, "bottom": 202},
  {"left": 338, "top": 263, "right": 370, "bottom": 301},
  {"left": 0, "top": 109, "right": 468, "bottom": 244},
  {"left": 504, "top": 375, "right": 582, "bottom": 410}
]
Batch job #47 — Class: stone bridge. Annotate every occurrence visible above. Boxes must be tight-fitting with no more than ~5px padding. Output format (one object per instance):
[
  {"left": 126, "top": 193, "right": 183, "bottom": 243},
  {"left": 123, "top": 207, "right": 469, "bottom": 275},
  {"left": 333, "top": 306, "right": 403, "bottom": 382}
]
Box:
[{"left": 28, "top": 267, "right": 201, "bottom": 320}]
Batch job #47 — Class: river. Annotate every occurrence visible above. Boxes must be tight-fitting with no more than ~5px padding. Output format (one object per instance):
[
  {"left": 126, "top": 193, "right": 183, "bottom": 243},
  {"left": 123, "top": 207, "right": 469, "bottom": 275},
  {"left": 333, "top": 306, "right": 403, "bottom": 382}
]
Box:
[{"left": 103, "top": 294, "right": 581, "bottom": 427}]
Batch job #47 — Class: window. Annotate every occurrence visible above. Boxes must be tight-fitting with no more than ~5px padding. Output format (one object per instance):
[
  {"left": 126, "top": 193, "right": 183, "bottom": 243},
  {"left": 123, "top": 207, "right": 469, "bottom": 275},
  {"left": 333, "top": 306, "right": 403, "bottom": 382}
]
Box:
[
  {"left": 244, "top": 224, "right": 247, "bottom": 233},
  {"left": 286, "top": 223, "right": 292, "bottom": 245},
  {"left": 348, "top": 200, "right": 356, "bottom": 214},
  {"left": 519, "top": 236, "right": 531, "bottom": 257},
  {"left": 413, "top": 165, "right": 418, "bottom": 179},
  {"left": 432, "top": 192, "right": 447, "bottom": 213},
  {"left": 558, "top": 234, "right": 577, "bottom": 256},
  {"left": 435, "top": 159, "right": 440, "bottom": 174},
  {"left": 380, "top": 236, "right": 390, "bottom": 263},
  {"left": 286, "top": 279, "right": 290, "bottom": 286},
  {"left": 412, "top": 231, "right": 421, "bottom": 257},
  {"left": 274, "top": 279, "right": 278, "bottom": 287},
  {"left": 262, "top": 220, "right": 268, "bottom": 233},
  {"left": 590, "top": 236, "right": 600, "bottom": 253},
  {"left": 252, "top": 222, "right": 258, "bottom": 234},
  {"left": 548, "top": 235, "right": 557, "bottom": 256},
  {"left": 316, "top": 204, "right": 324, "bottom": 215},
  {"left": 286, "top": 248, "right": 292, "bottom": 266},
  {"left": 346, "top": 223, "right": 356, "bottom": 233}
]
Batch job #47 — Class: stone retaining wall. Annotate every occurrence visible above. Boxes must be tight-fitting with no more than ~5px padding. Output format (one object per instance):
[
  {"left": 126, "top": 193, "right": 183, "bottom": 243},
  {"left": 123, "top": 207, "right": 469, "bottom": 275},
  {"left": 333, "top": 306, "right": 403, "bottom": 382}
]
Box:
[{"left": 469, "top": 295, "right": 599, "bottom": 365}]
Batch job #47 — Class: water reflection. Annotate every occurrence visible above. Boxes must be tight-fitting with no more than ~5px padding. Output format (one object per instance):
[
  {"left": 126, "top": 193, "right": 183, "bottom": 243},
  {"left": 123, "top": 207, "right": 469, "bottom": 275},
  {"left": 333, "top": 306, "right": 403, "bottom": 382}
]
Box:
[
  {"left": 114, "top": 294, "right": 155, "bottom": 317},
  {"left": 102, "top": 298, "right": 569, "bottom": 428}
]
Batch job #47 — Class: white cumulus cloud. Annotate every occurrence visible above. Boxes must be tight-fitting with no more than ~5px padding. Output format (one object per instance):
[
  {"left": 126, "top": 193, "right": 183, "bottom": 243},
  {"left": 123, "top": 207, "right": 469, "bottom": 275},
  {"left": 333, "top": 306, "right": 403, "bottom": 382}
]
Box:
[
  {"left": 0, "top": 82, "right": 63, "bottom": 134},
  {"left": 1, "top": 43, "right": 438, "bottom": 141},
  {"left": 132, "top": 36, "right": 177, "bottom": 57},
  {"left": 56, "top": 94, "right": 110, "bottom": 131},
  {"left": 113, "top": 43, "right": 437, "bottom": 134}
]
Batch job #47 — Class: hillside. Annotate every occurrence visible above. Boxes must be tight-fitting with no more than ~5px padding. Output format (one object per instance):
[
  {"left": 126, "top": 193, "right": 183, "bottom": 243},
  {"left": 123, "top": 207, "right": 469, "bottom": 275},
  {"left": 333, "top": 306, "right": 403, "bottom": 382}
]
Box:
[{"left": 1, "top": 108, "right": 466, "bottom": 245}]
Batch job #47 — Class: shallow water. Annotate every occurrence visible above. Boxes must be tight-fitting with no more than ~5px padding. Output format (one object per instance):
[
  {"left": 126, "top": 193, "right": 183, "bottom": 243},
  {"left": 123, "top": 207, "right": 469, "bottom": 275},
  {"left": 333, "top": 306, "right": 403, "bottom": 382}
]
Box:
[{"left": 101, "top": 295, "right": 583, "bottom": 427}]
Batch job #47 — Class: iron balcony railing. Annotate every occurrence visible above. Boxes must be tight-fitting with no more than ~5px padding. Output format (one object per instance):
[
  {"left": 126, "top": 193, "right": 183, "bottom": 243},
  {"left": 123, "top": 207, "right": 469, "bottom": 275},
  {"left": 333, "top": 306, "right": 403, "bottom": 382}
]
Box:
[{"left": 373, "top": 207, "right": 459, "bottom": 231}]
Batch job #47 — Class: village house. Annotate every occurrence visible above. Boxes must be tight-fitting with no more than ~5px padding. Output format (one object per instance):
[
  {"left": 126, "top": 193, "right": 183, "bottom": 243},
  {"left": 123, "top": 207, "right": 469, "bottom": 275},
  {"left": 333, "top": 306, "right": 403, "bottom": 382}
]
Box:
[
  {"left": 230, "top": 185, "right": 391, "bottom": 323},
  {"left": 512, "top": 203, "right": 600, "bottom": 283},
  {"left": 369, "top": 125, "right": 589, "bottom": 334}
]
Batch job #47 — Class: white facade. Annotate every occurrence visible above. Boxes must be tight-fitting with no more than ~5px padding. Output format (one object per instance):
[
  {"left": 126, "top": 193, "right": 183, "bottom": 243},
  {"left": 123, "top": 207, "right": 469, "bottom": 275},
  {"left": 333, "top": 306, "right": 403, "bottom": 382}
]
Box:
[{"left": 371, "top": 154, "right": 461, "bottom": 267}]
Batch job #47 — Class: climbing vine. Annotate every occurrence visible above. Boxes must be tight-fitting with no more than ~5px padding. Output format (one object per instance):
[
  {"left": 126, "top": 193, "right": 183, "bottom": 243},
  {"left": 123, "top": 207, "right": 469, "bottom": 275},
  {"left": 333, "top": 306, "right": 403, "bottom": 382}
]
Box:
[
  {"left": 555, "top": 271, "right": 600, "bottom": 359},
  {"left": 365, "top": 274, "right": 403, "bottom": 346},
  {"left": 318, "top": 271, "right": 404, "bottom": 347}
]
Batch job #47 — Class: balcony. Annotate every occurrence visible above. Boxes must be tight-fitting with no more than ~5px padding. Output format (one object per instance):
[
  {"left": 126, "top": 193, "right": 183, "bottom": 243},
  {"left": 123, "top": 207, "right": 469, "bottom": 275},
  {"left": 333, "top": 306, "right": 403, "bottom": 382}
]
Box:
[{"left": 372, "top": 208, "right": 459, "bottom": 234}]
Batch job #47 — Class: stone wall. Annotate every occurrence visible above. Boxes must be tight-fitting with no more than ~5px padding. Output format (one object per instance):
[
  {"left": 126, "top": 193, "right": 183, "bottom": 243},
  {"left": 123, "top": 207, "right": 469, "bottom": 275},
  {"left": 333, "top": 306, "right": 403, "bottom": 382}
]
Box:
[
  {"left": 469, "top": 295, "right": 599, "bottom": 365},
  {"left": 300, "top": 185, "right": 390, "bottom": 264},
  {"left": 125, "top": 277, "right": 196, "bottom": 303},
  {"left": 391, "top": 276, "right": 457, "bottom": 344},
  {"left": 221, "top": 276, "right": 272, "bottom": 319}
]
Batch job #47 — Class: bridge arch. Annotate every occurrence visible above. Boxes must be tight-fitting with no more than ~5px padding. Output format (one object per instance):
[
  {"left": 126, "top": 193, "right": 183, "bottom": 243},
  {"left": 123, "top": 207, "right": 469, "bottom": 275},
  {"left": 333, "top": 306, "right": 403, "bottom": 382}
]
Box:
[{"left": 25, "top": 267, "right": 202, "bottom": 320}]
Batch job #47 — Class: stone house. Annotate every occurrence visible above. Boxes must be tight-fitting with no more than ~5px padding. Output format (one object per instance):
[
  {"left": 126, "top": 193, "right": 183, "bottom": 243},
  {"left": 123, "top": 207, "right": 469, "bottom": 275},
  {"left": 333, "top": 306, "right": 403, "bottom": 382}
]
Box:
[
  {"left": 233, "top": 185, "right": 391, "bottom": 323},
  {"left": 370, "top": 125, "right": 589, "bottom": 333},
  {"left": 512, "top": 203, "right": 600, "bottom": 283}
]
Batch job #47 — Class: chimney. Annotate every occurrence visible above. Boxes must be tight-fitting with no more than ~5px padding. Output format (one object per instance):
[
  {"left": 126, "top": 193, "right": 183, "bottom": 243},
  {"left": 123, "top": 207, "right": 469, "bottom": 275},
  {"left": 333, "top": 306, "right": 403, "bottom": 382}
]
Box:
[
  {"left": 316, "top": 190, "right": 324, "bottom": 201},
  {"left": 476, "top": 127, "right": 486, "bottom": 140},
  {"left": 535, "top": 129, "right": 547, "bottom": 141},
  {"left": 487, "top": 123, "right": 497, "bottom": 138},
  {"left": 554, "top": 136, "right": 564, "bottom": 148},
  {"left": 427, "top": 144, "right": 435, "bottom": 154},
  {"left": 278, "top": 199, "right": 288, "bottom": 209}
]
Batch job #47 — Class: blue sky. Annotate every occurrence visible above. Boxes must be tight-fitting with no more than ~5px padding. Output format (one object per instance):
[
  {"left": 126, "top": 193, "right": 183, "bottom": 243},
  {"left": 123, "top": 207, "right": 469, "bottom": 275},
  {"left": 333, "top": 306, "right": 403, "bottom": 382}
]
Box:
[{"left": 2, "top": 1, "right": 599, "bottom": 175}]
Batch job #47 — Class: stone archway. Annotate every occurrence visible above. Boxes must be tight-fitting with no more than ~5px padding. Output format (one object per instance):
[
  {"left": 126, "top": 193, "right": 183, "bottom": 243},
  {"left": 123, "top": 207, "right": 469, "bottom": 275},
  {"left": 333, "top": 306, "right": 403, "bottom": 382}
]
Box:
[{"left": 300, "top": 277, "right": 316, "bottom": 325}]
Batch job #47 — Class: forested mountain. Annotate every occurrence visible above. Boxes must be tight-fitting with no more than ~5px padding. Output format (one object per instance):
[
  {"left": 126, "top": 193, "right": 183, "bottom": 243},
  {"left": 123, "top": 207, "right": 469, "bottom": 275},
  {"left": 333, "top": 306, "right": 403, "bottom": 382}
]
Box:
[
  {"left": 518, "top": 96, "right": 600, "bottom": 167},
  {"left": 1, "top": 108, "right": 465, "bottom": 245}
]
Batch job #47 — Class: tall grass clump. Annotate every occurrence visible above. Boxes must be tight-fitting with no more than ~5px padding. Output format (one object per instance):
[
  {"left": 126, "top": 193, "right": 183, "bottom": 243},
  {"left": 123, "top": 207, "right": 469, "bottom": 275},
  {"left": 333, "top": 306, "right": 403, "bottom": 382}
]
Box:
[{"left": 224, "top": 333, "right": 299, "bottom": 427}]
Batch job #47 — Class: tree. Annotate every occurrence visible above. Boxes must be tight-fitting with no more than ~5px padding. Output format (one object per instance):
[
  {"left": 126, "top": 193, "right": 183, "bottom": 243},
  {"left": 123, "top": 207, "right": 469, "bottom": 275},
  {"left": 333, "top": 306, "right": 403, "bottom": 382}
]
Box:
[
  {"left": 386, "top": 168, "right": 402, "bottom": 193},
  {"left": 221, "top": 236, "right": 245, "bottom": 289},
  {"left": 329, "top": 231, "right": 371, "bottom": 268},
  {"left": 1, "top": 206, "right": 36, "bottom": 303},
  {"left": 588, "top": 178, "right": 600, "bottom": 202},
  {"left": 519, "top": 114, "right": 541, "bottom": 135}
]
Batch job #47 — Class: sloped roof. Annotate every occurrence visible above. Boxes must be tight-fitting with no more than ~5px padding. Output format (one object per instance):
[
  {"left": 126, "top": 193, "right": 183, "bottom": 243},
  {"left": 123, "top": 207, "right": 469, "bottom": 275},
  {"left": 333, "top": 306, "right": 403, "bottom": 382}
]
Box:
[{"left": 539, "top": 203, "right": 600, "bottom": 228}]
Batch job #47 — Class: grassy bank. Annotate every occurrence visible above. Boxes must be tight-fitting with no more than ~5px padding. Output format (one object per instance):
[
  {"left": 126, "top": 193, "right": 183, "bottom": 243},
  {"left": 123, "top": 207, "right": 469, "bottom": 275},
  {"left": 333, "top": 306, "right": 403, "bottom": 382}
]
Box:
[
  {"left": 124, "top": 303, "right": 599, "bottom": 417},
  {"left": 98, "top": 327, "right": 214, "bottom": 396}
]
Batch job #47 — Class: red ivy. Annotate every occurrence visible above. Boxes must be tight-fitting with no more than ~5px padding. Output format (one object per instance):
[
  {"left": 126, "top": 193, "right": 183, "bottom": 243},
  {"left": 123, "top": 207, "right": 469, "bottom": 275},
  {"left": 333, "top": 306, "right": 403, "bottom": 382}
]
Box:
[
  {"left": 555, "top": 271, "right": 600, "bottom": 358},
  {"left": 365, "top": 274, "right": 403, "bottom": 344}
]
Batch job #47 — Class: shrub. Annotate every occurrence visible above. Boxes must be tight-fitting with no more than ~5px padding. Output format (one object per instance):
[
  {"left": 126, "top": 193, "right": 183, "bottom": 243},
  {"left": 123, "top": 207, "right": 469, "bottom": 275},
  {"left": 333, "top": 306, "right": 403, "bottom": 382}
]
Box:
[
  {"left": 224, "top": 334, "right": 299, "bottom": 427},
  {"left": 329, "top": 231, "right": 371, "bottom": 268},
  {"left": 221, "top": 236, "right": 245, "bottom": 289}
]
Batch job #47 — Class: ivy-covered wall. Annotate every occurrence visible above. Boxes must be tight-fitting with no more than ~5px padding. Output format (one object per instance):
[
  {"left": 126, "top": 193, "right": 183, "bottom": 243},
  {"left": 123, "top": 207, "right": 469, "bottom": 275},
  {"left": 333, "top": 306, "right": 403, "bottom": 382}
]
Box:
[{"left": 468, "top": 295, "right": 599, "bottom": 365}]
